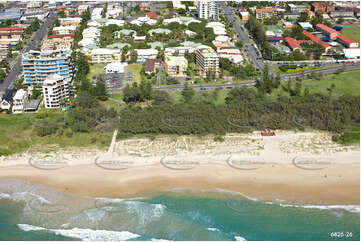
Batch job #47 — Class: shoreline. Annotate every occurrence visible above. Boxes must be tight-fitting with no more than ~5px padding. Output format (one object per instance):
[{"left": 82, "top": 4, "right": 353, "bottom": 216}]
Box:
[{"left": 0, "top": 131, "right": 359, "bottom": 206}]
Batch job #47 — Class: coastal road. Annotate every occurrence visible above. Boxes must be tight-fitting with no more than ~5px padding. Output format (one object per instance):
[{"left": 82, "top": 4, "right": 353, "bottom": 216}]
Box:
[
  {"left": 108, "top": 63, "right": 359, "bottom": 94},
  {"left": 151, "top": 64, "right": 360, "bottom": 92},
  {"left": 0, "top": 9, "right": 57, "bottom": 92},
  {"left": 220, "top": 2, "right": 265, "bottom": 72}
]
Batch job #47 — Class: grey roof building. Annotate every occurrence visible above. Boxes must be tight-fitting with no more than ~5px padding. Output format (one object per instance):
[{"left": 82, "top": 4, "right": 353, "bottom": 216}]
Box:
[{"left": 0, "top": 8, "right": 23, "bottom": 21}]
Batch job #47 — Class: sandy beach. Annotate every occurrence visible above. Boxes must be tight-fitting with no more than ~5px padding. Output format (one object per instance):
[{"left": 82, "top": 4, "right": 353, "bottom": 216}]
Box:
[{"left": 0, "top": 130, "right": 359, "bottom": 205}]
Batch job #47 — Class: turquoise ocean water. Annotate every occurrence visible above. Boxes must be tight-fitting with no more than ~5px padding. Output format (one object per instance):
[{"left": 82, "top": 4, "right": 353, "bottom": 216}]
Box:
[{"left": 0, "top": 180, "right": 359, "bottom": 241}]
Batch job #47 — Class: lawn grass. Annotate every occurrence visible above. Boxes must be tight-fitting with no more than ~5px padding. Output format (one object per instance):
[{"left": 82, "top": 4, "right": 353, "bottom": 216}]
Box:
[
  {"left": 271, "top": 70, "right": 360, "bottom": 98},
  {"left": 342, "top": 24, "right": 360, "bottom": 42},
  {"left": 125, "top": 64, "right": 143, "bottom": 84},
  {"left": 87, "top": 64, "right": 106, "bottom": 81}
]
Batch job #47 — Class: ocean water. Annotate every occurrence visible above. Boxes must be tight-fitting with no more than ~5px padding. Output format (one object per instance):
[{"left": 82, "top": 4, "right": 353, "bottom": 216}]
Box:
[{"left": 0, "top": 180, "right": 359, "bottom": 241}]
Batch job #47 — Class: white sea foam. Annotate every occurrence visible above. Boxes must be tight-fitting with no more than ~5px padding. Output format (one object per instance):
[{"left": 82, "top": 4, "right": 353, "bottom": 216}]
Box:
[
  {"left": 279, "top": 204, "right": 360, "bottom": 214},
  {"left": 0, "top": 192, "right": 11, "bottom": 199},
  {"left": 235, "top": 235, "right": 247, "bottom": 241},
  {"left": 17, "top": 224, "right": 141, "bottom": 241},
  {"left": 206, "top": 227, "right": 221, "bottom": 232}
]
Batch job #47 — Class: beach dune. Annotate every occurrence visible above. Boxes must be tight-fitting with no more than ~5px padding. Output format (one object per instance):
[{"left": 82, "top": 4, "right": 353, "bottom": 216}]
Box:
[{"left": 0, "top": 131, "right": 359, "bottom": 205}]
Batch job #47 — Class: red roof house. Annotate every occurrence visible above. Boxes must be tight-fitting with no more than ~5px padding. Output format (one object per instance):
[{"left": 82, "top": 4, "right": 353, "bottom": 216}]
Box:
[
  {"left": 316, "top": 24, "right": 338, "bottom": 39},
  {"left": 284, "top": 37, "right": 301, "bottom": 51},
  {"left": 303, "top": 30, "right": 331, "bottom": 51},
  {"left": 336, "top": 35, "right": 359, "bottom": 48},
  {"left": 146, "top": 12, "right": 157, "bottom": 19}
]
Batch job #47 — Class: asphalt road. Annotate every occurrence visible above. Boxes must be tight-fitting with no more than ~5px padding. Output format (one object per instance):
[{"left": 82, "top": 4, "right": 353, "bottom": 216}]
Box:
[
  {"left": 150, "top": 63, "right": 359, "bottom": 92},
  {"left": 0, "top": 9, "right": 57, "bottom": 92},
  {"left": 220, "top": 2, "right": 265, "bottom": 72}
]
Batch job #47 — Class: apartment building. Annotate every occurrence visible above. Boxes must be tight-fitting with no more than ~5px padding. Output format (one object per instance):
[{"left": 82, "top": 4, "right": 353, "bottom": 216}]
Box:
[
  {"left": 91, "top": 8, "right": 103, "bottom": 20},
  {"left": 59, "top": 17, "right": 82, "bottom": 26},
  {"left": 197, "top": 0, "right": 219, "bottom": 20},
  {"left": 78, "top": 5, "right": 89, "bottom": 15},
  {"left": 42, "top": 37, "right": 73, "bottom": 51},
  {"left": 316, "top": 24, "right": 339, "bottom": 39},
  {"left": 195, "top": 45, "right": 219, "bottom": 78},
  {"left": 311, "top": 2, "right": 335, "bottom": 14},
  {"left": 53, "top": 26, "right": 77, "bottom": 35},
  {"left": 42, "top": 74, "right": 70, "bottom": 109},
  {"left": 0, "top": 40, "right": 9, "bottom": 61},
  {"left": 329, "top": 11, "right": 354, "bottom": 18},
  {"left": 255, "top": 8, "right": 277, "bottom": 20},
  {"left": 91, "top": 48, "right": 121, "bottom": 64},
  {"left": 0, "top": 27, "right": 24, "bottom": 40},
  {"left": 12, "top": 89, "right": 27, "bottom": 113},
  {"left": 135, "top": 49, "right": 158, "bottom": 63},
  {"left": 165, "top": 56, "right": 188, "bottom": 77},
  {"left": 22, "top": 50, "right": 74, "bottom": 86},
  {"left": 287, "top": 4, "right": 310, "bottom": 13}
]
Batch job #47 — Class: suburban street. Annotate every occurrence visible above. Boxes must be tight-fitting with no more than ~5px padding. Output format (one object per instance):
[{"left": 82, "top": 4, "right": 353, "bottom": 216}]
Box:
[
  {"left": 220, "top": 2, "right": 265, "bottom": 72},
  {"left": 0, "top": 9, "right": 57, "bottom": 92}
]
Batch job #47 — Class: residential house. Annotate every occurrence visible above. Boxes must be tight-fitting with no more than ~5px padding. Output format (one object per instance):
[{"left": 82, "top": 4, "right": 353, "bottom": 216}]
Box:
[
  {"left": 0, "top": 88, "right": 16, "bottom": 111},
  {"left": 12, "top": 89, "right": 27, "bottom": 113},
  {"left": 239, "top": 11, "right": 249, "bottom": 21},
  {"left": 78, "top": 5, "right": 89, "bottom": 15},
  {"left": 146, "top": 12, "right": 157, "bottom": 20},
  {"left": 144, "top": 59, "right": 162, "bottom": 74}
]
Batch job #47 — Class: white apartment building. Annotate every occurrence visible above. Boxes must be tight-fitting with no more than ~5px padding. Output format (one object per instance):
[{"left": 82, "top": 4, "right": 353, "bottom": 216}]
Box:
[
  {"left": 195, "top": 45, "right": 219, "bottom": 78},
  {"left": 197, "top": 0, "right": 219, "bottom": 20},
  {"left": 91, "top": 8, "right": 103, "bottom": 20},
  {"left": 91, "top": 48, "right": 121, "bottom": 64},
  {"left": 42, "top": 74, "right": 70, "bottom": 109},
  {"left": 53, "top": 26, "right": 77, "bottom": 35},
  {"left": 12, "top": 89, "right": 27, "bottom": 113},
  {"left": 135, "top": 49, "right": 158, "bottom": 63}
]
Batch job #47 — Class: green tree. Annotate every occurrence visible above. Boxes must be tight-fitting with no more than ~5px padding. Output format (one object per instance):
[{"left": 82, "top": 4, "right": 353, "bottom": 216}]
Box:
[{"left": 181, "top": 83, "right": 195, "bottom": 104}]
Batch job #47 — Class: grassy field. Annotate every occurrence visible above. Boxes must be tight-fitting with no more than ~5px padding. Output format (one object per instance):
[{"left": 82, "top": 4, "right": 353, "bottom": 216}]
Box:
[
  {"left": 87, "top": 64, "right": 106, "bottom": 81},
  {"left": 125, "top": 64, "right": 142, "bottom": 84},
  {"left": 169, "top": 89, "right": 230, "bottom": 106},
  {"left": 342, "top": 24, "right": 360, "bottom": 42},
  {"left": 271, "top": 70, "right": 360, "bottom": 98},
  {"left": 0, "top": 109, "right": 112, "bottom": 156},
  {"left": 101, "top": 93, "right": 124, "bottom": 111}
]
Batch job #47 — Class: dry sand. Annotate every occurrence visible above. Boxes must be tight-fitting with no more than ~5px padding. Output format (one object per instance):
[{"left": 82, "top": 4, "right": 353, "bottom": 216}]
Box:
[{"left": 0, "top": 131, "right": 359, "bottom": 205}]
